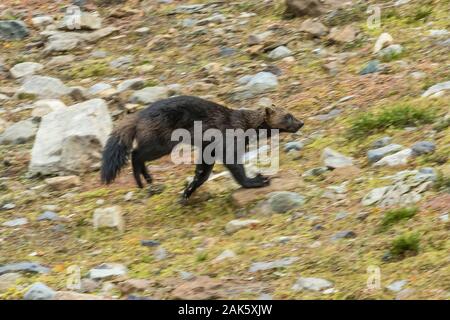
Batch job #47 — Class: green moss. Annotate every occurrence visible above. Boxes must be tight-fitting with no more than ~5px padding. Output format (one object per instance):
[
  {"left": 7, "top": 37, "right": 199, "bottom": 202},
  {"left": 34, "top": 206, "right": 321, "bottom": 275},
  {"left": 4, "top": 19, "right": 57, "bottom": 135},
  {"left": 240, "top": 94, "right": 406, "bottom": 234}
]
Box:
[
  {"left": 378, "top": 207, "right": 418, "bottom": 231},
  {"left": 433, "top": 171, "right": 450, "bottom": 192},
  {"left": 66, "top": 62, "right": 114, "bottom": 79},
  {"left": 17, "top": 93, "right": 36, "bottom": 101},
  {"left": 390, "top": 232, "right": 420, "bottom": 258},
  {"left": 348, "top": 103, "right": 436, "bottom": 139}
]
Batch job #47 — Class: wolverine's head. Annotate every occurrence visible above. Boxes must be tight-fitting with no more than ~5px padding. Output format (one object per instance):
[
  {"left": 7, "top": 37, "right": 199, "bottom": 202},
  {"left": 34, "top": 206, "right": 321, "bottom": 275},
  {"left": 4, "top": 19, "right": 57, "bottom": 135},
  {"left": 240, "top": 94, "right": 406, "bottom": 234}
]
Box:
[{"left": 263, "top": 105, "right": 304, "bottom": 133}]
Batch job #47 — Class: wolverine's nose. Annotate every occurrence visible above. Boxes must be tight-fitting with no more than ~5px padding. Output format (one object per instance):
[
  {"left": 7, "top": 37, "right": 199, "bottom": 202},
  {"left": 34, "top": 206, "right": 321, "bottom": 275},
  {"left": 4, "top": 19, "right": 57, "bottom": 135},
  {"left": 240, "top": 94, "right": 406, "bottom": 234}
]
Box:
[{"left": 296, "top": 120, "right": 304, "bottom": 130}]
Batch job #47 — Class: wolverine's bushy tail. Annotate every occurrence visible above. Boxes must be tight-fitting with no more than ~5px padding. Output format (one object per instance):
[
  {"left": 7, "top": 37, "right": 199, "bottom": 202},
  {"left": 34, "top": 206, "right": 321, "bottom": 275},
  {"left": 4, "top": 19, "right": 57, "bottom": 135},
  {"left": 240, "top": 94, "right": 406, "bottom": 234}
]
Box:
[{"left": 101, "top": 115, "right": 138, "bottom": 184}]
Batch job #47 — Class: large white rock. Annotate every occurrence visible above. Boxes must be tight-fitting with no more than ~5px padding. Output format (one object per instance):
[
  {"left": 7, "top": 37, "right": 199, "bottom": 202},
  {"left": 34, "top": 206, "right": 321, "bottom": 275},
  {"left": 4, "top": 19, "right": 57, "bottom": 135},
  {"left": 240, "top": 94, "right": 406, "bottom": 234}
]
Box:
[{"left": 29, "top": 99, "right": 112, "bottom": 175}]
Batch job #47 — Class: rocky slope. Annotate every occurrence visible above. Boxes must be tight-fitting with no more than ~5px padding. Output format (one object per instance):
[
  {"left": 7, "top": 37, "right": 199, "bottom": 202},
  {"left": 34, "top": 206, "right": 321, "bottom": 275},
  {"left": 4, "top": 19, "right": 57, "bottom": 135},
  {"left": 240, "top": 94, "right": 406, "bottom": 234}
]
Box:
[{"left": 0, "top": 0, "right": 449, "bottom": 300}]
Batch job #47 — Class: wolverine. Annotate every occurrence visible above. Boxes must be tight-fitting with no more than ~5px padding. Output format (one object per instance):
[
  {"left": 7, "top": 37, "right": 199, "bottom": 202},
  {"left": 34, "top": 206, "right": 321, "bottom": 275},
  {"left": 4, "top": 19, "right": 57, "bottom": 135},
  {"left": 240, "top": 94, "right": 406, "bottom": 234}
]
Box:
[{"left": 100, "top": 95, "right": 304, "bottom": 201}]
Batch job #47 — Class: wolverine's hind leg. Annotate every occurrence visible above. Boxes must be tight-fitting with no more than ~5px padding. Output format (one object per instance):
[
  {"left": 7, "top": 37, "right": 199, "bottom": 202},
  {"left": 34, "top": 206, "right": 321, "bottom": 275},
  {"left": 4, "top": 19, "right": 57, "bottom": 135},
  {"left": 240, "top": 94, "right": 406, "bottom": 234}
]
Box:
[{"left": 131, "top": 149, "right": 151, "bottom": 188}]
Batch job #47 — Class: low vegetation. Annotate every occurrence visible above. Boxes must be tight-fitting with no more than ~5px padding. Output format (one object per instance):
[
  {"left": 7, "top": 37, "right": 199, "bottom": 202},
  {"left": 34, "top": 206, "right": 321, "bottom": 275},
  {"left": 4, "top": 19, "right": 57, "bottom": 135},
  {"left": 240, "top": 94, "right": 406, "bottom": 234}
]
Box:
[{"left": 348, "top": 104, "right": 436, "bottom": 138}]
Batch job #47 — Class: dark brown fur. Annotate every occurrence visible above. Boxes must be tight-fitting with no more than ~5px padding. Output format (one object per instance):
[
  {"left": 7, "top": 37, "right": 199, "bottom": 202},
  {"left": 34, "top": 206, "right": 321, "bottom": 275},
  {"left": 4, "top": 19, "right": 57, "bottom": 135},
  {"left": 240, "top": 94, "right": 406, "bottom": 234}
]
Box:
[{"left": 101, "top": 96, "right": 303, "bottom": 200}]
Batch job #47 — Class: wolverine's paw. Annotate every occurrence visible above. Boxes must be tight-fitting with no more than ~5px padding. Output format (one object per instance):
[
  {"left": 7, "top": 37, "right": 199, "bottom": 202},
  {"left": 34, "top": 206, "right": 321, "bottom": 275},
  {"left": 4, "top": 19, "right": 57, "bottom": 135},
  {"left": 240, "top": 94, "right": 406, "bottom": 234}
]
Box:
[
  {"left": 253, "top": 174, "right": 271, "bottom": 187},
  {"left": 178, "top": 194, "right": 190, "bottom": 206}
]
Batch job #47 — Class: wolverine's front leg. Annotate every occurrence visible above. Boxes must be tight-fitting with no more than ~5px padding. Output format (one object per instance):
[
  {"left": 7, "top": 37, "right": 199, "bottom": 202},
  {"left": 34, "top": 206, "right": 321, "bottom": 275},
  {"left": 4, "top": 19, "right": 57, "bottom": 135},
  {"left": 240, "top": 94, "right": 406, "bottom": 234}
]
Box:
[
  {"left": 225, "top": 164, "right": 270, "bottom": 188},
  {"left": 181, "top": 163, "right": 215, "bottom": 203}
]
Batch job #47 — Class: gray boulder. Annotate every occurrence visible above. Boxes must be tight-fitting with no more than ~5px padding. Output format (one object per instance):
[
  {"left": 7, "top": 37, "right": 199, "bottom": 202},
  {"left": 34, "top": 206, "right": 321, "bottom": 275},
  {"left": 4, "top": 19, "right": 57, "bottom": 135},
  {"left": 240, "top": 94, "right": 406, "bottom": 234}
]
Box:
[
  {"left": 368, "top": 144, "right": 403, "bottom": 163},
  {"left": 0, "top": 118, "right": 39, "bottom": 145},
  {"left": 24, "top": 282, "right": 56, "bottom": 300},
  {"left": 267, "top": 191, "right": 305, "bottom": 213},
  {"left": 268, "top": 46, "right": 292, "bottom": 60},
  {"left": 421, "top": 81, "right": 450, "bottom": 98},
  {"left": 411, "top": 141, "right": 436, "bottom": 156},
  {"left": 322, "top": 148, "right": 353, "bottom": 169},
  {"left": 10, "top": 62, "right": 44, "bottom": 79},
  {"left": 129, "top": 86, "right": 169, "bottom": 104},
  {"left": 0, "top": 20, "right": 29, "bottom": 40},
  {"left": 234, "top": 72, "right": 278, "bottom": 100},
  {"left": 18, "top": 76, "right": 72, "bottom": 99}
]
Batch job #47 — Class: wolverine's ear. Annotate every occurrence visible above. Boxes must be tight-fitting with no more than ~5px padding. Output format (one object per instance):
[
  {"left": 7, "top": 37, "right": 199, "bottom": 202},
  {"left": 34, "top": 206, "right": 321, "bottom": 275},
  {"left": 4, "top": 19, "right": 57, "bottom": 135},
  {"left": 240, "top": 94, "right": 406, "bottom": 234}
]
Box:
[{"left": 265, "top": 106, "right": 275, "bottom": 117}]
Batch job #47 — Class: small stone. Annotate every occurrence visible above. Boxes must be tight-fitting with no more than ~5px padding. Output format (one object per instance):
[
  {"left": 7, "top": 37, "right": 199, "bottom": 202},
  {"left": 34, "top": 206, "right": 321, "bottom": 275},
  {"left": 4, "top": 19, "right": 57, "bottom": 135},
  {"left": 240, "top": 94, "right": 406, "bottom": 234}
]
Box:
[
  {"left": 249, "top": 257, "right": 298, "bottom": 272},
  {"left": 284, "top": 141, "right": 304, "bottom": 152},
  {"left": 292, "top": 277, "right": 333, "bottom": 292},
  {"left": 395, "top": 288, "right": 416, "bottom": 300},
  {"left": 129, "top": 86, "right": 169, "bottom": 104},
  {"left": 361, "top": 186, "right": 390, "bottom": 206},
  {"left": 179, "top": 271, "right": 196, "bottom": 281},
  {"left": 0, "top": 273, "right": 21, "bottom": 292},
  {"left": 88, "top": 263, "right": 127, "bottom": 280},
  {"left": 0, "top": 118, "right": 39, "bottom": 145},
  {"left": 212, "top": 249, "right": 236, "bottom": 263},
  {"left": 0, "top": 20, "right": 29, "bottom": 40},
  {"left": 24, "top": 282, "right": 55, "bottom": 300},
  {"left": 386, "top": 280, "right": 408, "bottom": 292},
  {"left": 59, "top": 7, "right": 102, "bottom": 30},
  {"left": 123, "top": 191, "right": 134, "bottom": 201},
  {"left": 328, "top": 25, "right": 357, "bottom": 43},
  {"left": 154, "top": 247, "right": 168, "bottom": 261},
  {"left": 31, "top": 16, "right": 53, "bottom": 28},
  {"left": 377, "top": 44, "right": 403, "bottom": 59},
  {"left": 268, "top": 46, "right": 292, "bottom": 60},
  {"left": 135, "top": 27, "right": 150, "bottom": 34},
  {"left": 18, "top": 75, "right": 71, "bottom": 99},
  {"left": 225, "top": 219, "right": 260, "bottom": 234},
  {"left": 257, "top": 97, "right": 273, "bottom": 108},
  {"left": 88, "top": 82, "right": 113, "bottom": 96},
  {"left": 31, "top": 99, "right": 66, "bottom": 118},
  {"left": 331, "top": 230, "right": 356, "bottom": 241},
  {"left": 322, "top": 148, "right": 353, "bottom": 169},
  {"left": 302, "top": 166, "right": 329, "bottom": 177},
  {"left": 45, "top": 175, "right": 81, "bottom": 191},
  {"left": 117, "top": 78, "right": 144, "bottom": 93},
  {"left": 373, "top": 33, "right": 393, "bottom": 53},
  {"left": 110, "top": 55, "right": 133, "bottom": 69},
  {"left": 300, "top": 19, "right": 328, "bottom": 37},
  {"left": 410, "top": 71, "right": 426, "bottom": 80},
  {"left": 0, "top": 262, "right": 50, "bottom": 275},
  {"left": 368, "top": 144, "right": 403, "bottom": 163},
  {"left": 411, "top": 141, "right": 436, "bottom": 156},
  {"left": 439, "top": 213, "right": 449, "bottom": 223},
  {"left": 93, "top": 206, "right": 125, "bottom": 233},
  {"left": 373, "top": 149, "right": 412, "bottom": 167},
  {"left": 140, "top": 240, "right": 160, "bottom": 247},
  {"left": 2, "top": 218, "right": 28, "bottom": 227},
  {"left": 335, "top": 211, "right": 349, "bottom": 220},
  {"left": 119, "top": 279, "right": 151, "bottom": 294},
  {"left": 267, "top": 191, "right": 305, "bottom": 213},
  {"left": 422, "top": 81, "right": 450, "bottom": 98},
  {"left": 37, "top": 211, "right": 59, "bottom": 221},
  {"left": 10, "top": 62, "right": 44, "bottom": 79},
  {"left": 360, "top": 60, "right": 380, "bottom": 75},
  {"left": 1, "top": 203, "right": 15, "bottom": 210},
  {"left": 372, "top": 136, "right": 392, "bottom": 148}
]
